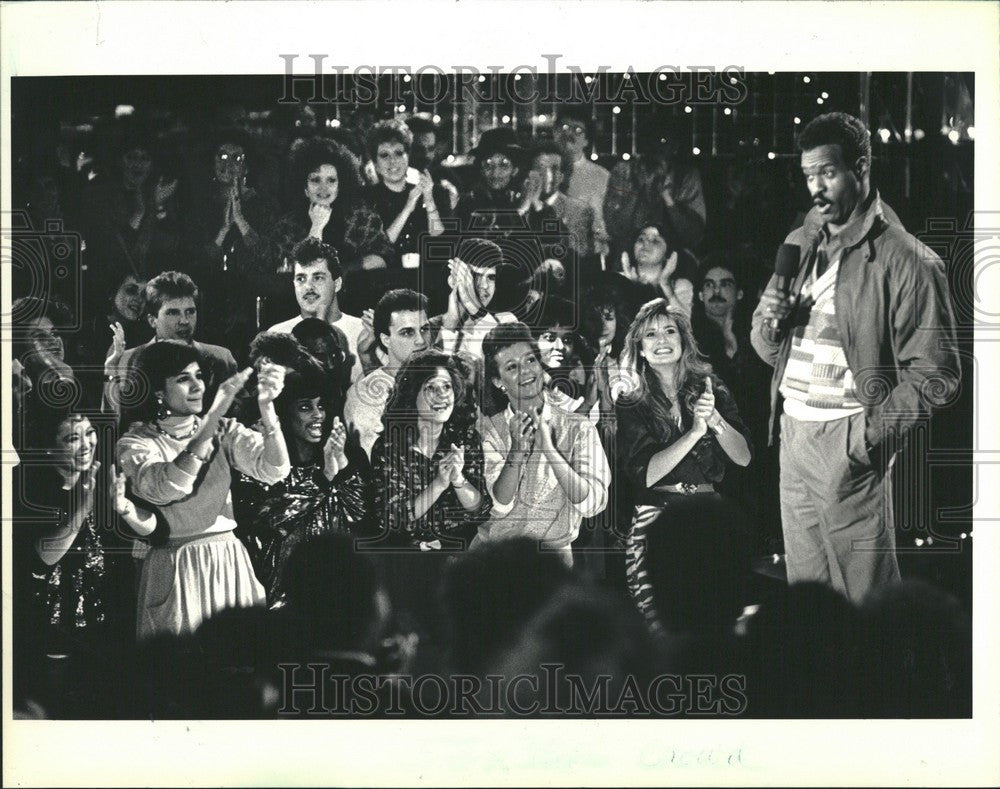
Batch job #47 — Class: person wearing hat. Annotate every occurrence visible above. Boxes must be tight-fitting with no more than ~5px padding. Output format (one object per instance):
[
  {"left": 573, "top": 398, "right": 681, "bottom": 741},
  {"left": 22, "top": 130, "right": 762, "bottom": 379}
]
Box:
[{"left": 555, "top": 104, "right": 611, "bottom": 258}]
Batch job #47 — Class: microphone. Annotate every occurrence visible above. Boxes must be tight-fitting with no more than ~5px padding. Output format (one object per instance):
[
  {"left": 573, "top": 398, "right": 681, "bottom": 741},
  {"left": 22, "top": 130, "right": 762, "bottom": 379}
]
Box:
[{"left": 764, "top": 243, "right": 800, "bottom": 343}]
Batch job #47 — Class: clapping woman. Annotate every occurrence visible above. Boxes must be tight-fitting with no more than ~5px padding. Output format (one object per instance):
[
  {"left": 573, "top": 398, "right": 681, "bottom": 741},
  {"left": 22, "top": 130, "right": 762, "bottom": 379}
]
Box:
[
  {"left": 371, "top": 351, "right": 491, "bottom": 550},
  {"left": 116, "top": 342, "right": 291, "bottom": 639},
  {"left": 615, "top": 299, "right": 751, "bottom": 629},
  {"left": 232, "top": 364, "right": 375, "bottom": 607}
]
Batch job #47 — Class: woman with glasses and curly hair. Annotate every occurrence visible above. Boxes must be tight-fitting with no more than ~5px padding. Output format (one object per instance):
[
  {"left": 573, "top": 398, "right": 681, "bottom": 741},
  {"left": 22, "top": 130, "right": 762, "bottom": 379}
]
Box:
[
  {"left": 371, "top": 350, "right": 491, "bottom": 551},
  {"left": 615, "top": 298, "right": 751, "bottom": 630}
]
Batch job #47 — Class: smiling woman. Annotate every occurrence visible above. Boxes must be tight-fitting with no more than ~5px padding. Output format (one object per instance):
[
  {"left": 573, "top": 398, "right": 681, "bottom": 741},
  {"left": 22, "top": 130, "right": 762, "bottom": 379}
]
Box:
[
  {"left": 614, "top": 298, "right": 751, "bottom": 631},
  {"left": 266, "top": 137, "right": 395, "bottom": 272},
  {"left": 116, "top": 341, "right": 292, "bottom": 639}
]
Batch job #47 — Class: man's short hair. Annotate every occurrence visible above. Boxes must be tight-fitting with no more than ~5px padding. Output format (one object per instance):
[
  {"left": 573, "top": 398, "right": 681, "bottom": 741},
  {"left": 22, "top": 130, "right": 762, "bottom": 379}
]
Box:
[
  {"left": 373, "top": 288, "right": 428, "bottom": 351},
  {"left": 529, "top": 138, "right": 564, "bottom": 167},
  {"left": 457, "top": 237, "right": 504, "bottom": 270},
  {"left": 366, "top": 119, "right": 413, "bottom": 160},
  {"left": 798, "top": 111, "right": 872, "bottom": 168},
  {"left": 696, "top": 253, "right": 740, "bottom": 290},
  {"left": 145, "top": 271, "right": 199, "bottom": 318},
  {"left": 291, "top": 237, "right": 342, "bottom": 279}
]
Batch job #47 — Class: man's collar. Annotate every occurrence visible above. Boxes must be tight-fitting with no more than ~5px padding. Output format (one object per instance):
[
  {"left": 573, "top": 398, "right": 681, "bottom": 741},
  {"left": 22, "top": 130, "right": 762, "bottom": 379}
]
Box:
[{"left": 804, "top": 189, "right": 885, "bottom": 249}]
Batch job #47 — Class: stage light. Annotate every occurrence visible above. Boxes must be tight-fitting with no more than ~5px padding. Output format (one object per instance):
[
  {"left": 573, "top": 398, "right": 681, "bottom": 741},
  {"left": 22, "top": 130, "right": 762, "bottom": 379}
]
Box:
[
  {"left": 612, "top": 106, "right": 621, "bottom": 115},
  {"left": 501, "top": 115, "right": 511, "bottom": 124},
  {"left": 115, "top": 104, "right": 135, "bottom": 118},
  {"left": 948, "top": 129, "right": 960, "bottom": 144},
  {"left": 692, "top": 146, "right": 701, "bottom": 155},
  {"left": 432, "top": 114, "right": 441, "bottom": 124},
  {"left": 330, "top": 119, "right": 341, "bottom": 128},
  {"left": 397, "top": 104, "right": 406, "bottom": 112},
  {"left": 446, "top": 154, "right": 455, "bottom": 162},
  {"left": 622, "top": 153, "right": 631, "bottom": 161},
  {"left": 816, "top": 97, "right": 825, "bottom": 105},
  {"left": 767, "top": 152, "right": 776, "bottom": 160},
  {"left": 684, "top": 106, "right": 692, "bottom": 114},
  {"left": 590, "top": 152, "right": 599, "bottom": 161},
  {"left": 878, "top": 128, "right": 891, "bottom": 143},
  {"left": 794, "top": 116, "right": 801, "bottom": 124},
  {"left": 537, "top": 114, "right": 547, "bottom": 122},
  {"left": 478, "top": 75, "right": 486, "bottom": 83},
  {"left": 967, "top": 125, "right": 976, "bottom": 140},
  {"left": 915, "top": 538, "right": 925, "bottom": 547},
  {"left": 403, "top": 74, "right": 411, "bottom": 83},
  {"left": 723, "top": 108, "right": 732, "bottom": 116},
  {"left": 913, "top": 128, "right": 925, "bottom": 140},
  {"left": 821, "top": 91, "right": 829, "bottom": 99},
  {"left": 586, "top": 75, "right": 594, "bottom": 84},
  {"left": 803, "top": 75, "right": 811, "bottom": 84}
]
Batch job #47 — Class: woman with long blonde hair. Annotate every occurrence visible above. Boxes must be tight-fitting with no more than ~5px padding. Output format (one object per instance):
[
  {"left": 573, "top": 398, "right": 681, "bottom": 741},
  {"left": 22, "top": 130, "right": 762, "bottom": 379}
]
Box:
[{"left": 615, "top": 298, "right": 751, "bottom": 631}]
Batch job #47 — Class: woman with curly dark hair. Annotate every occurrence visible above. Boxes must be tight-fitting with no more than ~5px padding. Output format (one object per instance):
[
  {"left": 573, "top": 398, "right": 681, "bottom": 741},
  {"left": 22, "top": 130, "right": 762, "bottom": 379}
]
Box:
[
  {"left": 615, "top": 298, "right": 751, "bottom": 630},
  {"left": 370, "top": 350, "right": 491, "bottom": 551},
  {"left": 266, "top": 137, "right": 395, "bottom": 272}
]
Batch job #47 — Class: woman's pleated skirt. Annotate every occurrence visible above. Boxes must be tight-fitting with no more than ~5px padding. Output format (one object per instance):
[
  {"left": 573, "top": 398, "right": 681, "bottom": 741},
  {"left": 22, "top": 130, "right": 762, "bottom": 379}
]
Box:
[{"left": 137, "top": 531, "right": 265, "bottom": 641}]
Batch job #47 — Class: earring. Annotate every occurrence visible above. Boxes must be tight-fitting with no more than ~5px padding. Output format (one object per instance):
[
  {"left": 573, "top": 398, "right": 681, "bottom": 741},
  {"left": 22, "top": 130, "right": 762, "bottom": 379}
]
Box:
[{"left": 156, "top": 395, "right": 170, "bottom": 420}]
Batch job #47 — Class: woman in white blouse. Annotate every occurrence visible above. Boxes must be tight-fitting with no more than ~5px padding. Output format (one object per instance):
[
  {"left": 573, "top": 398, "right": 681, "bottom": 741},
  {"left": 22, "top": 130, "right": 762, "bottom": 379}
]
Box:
[{"left": 117, "top": 341, "right": 290, "bottom": 639}]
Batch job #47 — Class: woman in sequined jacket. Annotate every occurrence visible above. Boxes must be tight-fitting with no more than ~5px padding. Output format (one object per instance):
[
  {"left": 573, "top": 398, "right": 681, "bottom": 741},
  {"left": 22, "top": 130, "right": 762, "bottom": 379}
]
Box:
[{"left": 233, "top": 365, "right": 376, "bottom": 607}]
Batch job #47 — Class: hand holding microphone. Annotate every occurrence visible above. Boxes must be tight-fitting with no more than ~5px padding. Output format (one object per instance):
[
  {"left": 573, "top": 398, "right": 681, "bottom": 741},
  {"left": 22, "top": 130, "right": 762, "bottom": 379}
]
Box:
[{"left": 762, "top": 243, "right": 800, "bottom": 342}]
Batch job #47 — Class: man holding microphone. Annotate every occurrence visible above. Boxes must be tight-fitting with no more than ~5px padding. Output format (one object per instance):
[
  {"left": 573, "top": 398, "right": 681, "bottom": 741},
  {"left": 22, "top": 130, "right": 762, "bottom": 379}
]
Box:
[{"left": 751, "top": 112, "right": 960, "bottom": 602}]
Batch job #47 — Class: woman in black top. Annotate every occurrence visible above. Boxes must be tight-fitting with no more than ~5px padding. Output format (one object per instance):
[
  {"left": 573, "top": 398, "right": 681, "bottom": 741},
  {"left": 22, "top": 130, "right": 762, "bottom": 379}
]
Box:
[
  {"left": 267, "top": 137, "right": 395, "bottom": 273},
  {"left": 364, "top": 119, "right": 448, "bottom": 262},
  {"left": 615, "top": 298, "right": 751, "bottom": 630}
]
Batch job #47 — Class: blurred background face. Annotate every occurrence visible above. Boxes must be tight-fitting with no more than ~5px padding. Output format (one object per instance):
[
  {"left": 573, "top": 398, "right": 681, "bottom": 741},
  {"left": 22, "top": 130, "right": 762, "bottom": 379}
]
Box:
[
  {"left": 304, "top": 163, "right": 339, "bottom": 206},
  {"left": 532, "top": 152, "right": 564, "bottom": 198},
  {"left": 415, "top": 368, "right": 454, "bottom": 424},
  {"left": 410, "top": 131, "right": 437, "bottom": 171},
  {"left": 214, "top": 143, "right": 247, "bottom": 185},
  {"left": 382, "top": 309, "right": 430, "bottom": 368},
  {"left": 633, "top": 226, "right": 669, "bottom": 270},
  {"left": 25, "top": 316, "right": 65, "bottom": 361},
  {"left": 53, "top": 416, "right": 97, "bottom": 475},
  {"left": 287, "top": 396, "right": 327, "bottom": 445},
  {"left": 556, "top": 119, "right": 588, "bottom": 160},
  {"left": 481, "top": 154, "right": 515, "bottom": 191},
  {"left": 700, "top": 266, "right": 741, "bottom": 319},
  {"left": 374, "top": 141, "right": 408, "bottom": 187},
  {"left": 114, "top": 276, "right": 146, "bottom": 322},
  {"left": 159, "top": 361, "right": 205, "bottom": 416},
  {"left": 537, "top": 325, "right": 575, "bottom": 369},
  {"left": 121, "top": 146, "right": 152, "bottom": 189}
]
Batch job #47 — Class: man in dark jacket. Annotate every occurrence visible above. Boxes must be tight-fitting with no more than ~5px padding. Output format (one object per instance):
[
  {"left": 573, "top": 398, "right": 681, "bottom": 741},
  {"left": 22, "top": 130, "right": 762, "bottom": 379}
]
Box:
[{"left": 751, "top": 112, "right": 960, "bottom": 603}]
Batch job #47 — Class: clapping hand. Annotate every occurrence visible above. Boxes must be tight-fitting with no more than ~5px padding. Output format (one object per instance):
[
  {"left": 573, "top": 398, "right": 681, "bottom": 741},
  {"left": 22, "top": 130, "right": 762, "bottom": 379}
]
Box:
[
  {"left": 405, "top": 184, "right": 423, "bottom": 211},
  {"left": 109, "top": 465, "right": 135, "bottom": 519},
  {"left": 209, "top": 367, "right": 253, "bottom": 417},
  {"left": 447, "top": 444, "right": 466, "bottom": 486},
  {"left": 323, "top": 417, "right": 350, "bottom": 479},
  {"left": 508, "top": 410, "right": 536, "bottom": 455},
  {"left": 104, "top": 321, "right": 126, "bottom": 374},
  {"left": 418, "top": 171, "right": 435, "bottom": 200},
  {"left": 447, "top": 257, "right": 479, "bottom": 316},
  {"left": 529, "top": 405, "right": 556, "bottom": 451},
  {"left": 692, "top": 376, "right": 715, "bottom": 436},
  {"left": 256, "top": 360, "right": 286, "bottom": 405}
]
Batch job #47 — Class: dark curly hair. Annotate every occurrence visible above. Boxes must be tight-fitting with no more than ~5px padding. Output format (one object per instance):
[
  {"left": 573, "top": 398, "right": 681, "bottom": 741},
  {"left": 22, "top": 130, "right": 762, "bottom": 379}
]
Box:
[
  {"left": 381, "top": 351, "right": 476, "bottom": 455},
  {"left": 366, "top": 119, "right": 413, "bottom": 160},
  {"left": 289, "top": 136, "right": 365, "bottom": 206},
  {"left": 131, "top": 341, "right": 202, "bottom": 423}
]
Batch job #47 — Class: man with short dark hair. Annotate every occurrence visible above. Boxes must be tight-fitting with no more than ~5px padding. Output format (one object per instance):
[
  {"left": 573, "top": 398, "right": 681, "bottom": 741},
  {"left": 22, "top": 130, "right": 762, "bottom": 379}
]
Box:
[
  {"left": 268, "top": 237, "right": 363, "bottom": 380},
  {"left": 751, "top": 111, "right": 961, "bottom": 602},
  {"left": 434, "top": 237, "right": 517, "bottom": 361},
  {"left": 108, "top": 270, "right": 237, "bottom": 415},
  {"left": 344, "top": 289, "right": 430, "bottom": 457}
]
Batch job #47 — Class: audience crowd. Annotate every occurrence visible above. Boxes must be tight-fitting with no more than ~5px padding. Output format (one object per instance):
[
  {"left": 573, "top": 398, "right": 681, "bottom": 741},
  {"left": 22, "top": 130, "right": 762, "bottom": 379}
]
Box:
[{"left": 10, "top": 104, "right": 970, "bottom": 719}]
